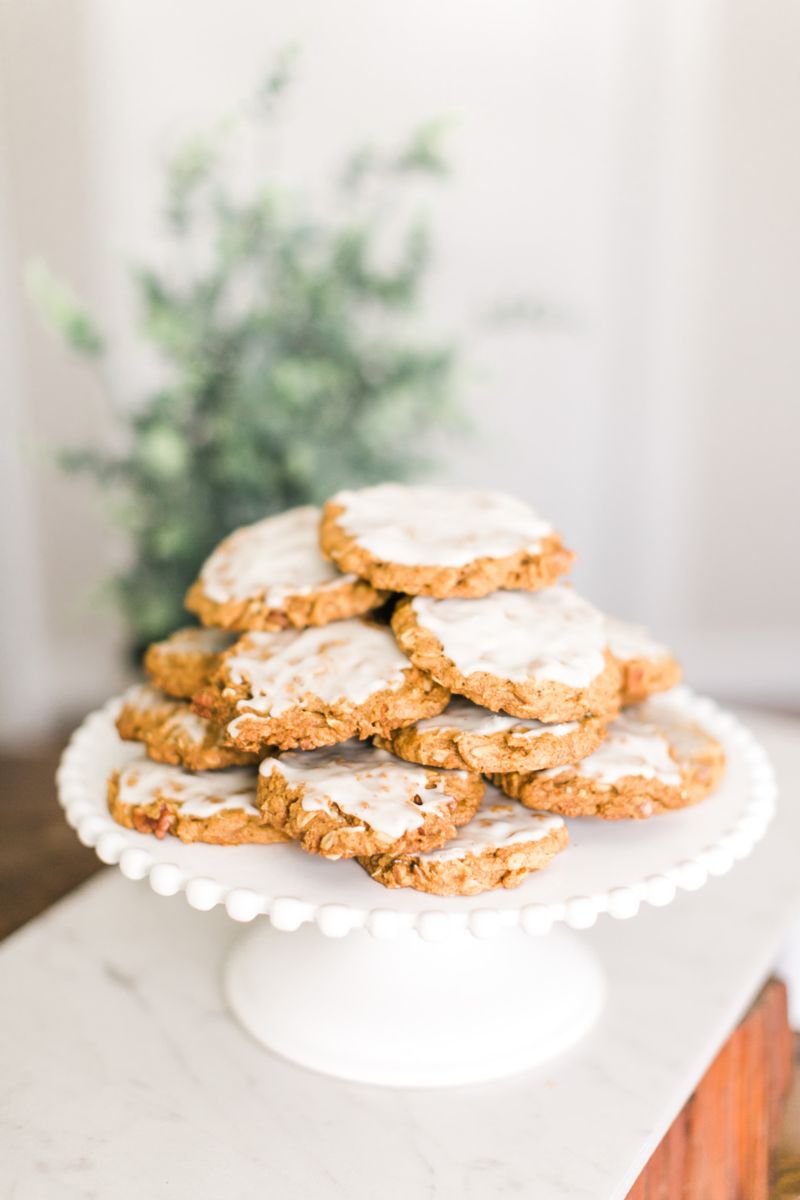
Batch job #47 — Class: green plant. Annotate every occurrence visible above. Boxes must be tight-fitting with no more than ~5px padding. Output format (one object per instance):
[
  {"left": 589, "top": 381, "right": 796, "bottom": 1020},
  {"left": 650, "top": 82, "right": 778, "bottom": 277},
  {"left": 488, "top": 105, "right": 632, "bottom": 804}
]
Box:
[{"left": 28, "top": 53, "right": 459, "bottom": 645}]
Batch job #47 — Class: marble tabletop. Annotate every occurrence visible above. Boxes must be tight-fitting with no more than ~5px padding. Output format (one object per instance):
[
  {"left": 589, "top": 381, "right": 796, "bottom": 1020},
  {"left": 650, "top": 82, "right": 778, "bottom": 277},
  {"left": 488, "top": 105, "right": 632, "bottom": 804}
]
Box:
[{"left": 2, "top": 707, "right": 800, "bottom": 1200}]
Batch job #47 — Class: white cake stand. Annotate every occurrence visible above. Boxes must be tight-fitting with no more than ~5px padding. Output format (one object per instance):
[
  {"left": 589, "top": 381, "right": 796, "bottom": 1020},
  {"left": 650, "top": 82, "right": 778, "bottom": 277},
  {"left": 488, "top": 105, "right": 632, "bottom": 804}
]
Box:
[{"left": 57, "top": 688, "right": 775, "bottom": 1088}]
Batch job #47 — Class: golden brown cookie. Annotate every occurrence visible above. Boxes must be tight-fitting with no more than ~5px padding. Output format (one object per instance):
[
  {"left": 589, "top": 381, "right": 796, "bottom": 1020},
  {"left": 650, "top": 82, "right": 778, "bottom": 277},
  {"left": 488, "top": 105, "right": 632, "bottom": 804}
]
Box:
[
  {"left": 376, "top": 696, "right": 607, "bottom": 774},
  {"left": 185, "top": 505, "right": 386, "bottom": 631},
  {"left": 604, "top": 616, "right": 682, "bottom": 705},
  {"left": 392, "top": 588, "right": 621, "bottom": 723},
  {"left": 494, "top": 705, "right": 725, "bottom": 819},
  {"left": 144, "top": 626, "right": 235, "bottom": 700},
  {"left": 108, "top": 757, "right": 288, "bottom": 845},
  {"left": 319, "top": 484, "right": 574, "bottom": 598},
  {"left": 193, "top": 618, "right": 450, "bottom": 753},
  {"left": 358, "top": 786, "right": 568, "bottom": 895},
  {"left": 116, "top": 684, "right": 259, "bottom": 770},
  {"left": 258, "top": 741, "right": 484, "bottom": 859}
]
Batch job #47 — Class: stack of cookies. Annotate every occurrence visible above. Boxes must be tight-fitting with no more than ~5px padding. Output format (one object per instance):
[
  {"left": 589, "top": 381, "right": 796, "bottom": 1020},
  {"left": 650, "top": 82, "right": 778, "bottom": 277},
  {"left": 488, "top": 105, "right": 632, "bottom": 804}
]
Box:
[{"left": 109, "top": 486, "right": 725, "bottom": 897}]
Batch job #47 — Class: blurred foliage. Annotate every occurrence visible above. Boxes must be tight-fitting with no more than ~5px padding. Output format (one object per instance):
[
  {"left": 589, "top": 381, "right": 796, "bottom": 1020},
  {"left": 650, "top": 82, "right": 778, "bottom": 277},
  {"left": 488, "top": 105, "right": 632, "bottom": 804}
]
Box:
[{"left": 27, "top": 53, "right": 460, "bottom": 645}]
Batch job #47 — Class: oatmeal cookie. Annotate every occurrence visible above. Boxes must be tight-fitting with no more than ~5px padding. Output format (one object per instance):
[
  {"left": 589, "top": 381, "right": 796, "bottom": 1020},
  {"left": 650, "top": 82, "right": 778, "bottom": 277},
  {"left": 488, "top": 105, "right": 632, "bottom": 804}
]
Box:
[
  {"left": 604, "top": 616, "right": 682, "bottom": 705},
  {"left": 193, "top": 619, "right": 450, "bottom": 753},
  {"left": 358, "top": 785, "right": 567, "bottom": 895},
  {"left": 108, "top": 757, "right": 287, "bottom": 845},
  {"left": 376, "top": 696, "right": 607, "bottom": 774},
  {"left": 320, "top": 484, "right": 574, "bottom": 598},
  {"left": 186, "top": 505, "right": 386, "bottom": 632},
  {"left": 257, "top": 741, "right": 483, "bottom": 859},
  {"left": 116, "top": 684, "right": 259, "bottom": 770},
  {"left": 392, "top": 587, "right": 621, "bottom": 723},
  {"left": 494, "top": 704, "right": 725, "bottom": 819},
  {"left": 144, "top": 627, "right": 234, "bottom": 700}
]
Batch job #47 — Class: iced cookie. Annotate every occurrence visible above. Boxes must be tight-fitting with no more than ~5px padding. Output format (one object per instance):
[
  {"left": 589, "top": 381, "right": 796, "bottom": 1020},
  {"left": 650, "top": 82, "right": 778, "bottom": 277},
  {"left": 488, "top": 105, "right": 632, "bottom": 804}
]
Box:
[
  {"left": 185, "top": 506, "right": 386, "bottom": 631},
  {"left": 392, "top": 587, "right": 621, "bottom": 723},
  {"left": 108, "top": 757, "right": 287, "bottom": 845},
  {"left": 319, "top": 484, "right": 574, "bottom": 598},
  {"left": 376, "top": 696, "right": 607, "bottom": 774},
  {"left": 194, "top": 619, "right": 450, "bottom": 753},
  {"left": 144, "top": 626, "right": 235, "bottom": 700},
  {"left": 116, "top": 684, "right": 258, "bottom": 770},
  {"left": 258, "top": 741, "right": 483, "bottom": 859},
  {"left": 494, "top": 705, "right": 725, "bottom": 819},
  {"left": 604, "top": 616, "right": 682, "bottom": 705},
  {"left": 358, "top": 786, "right": 567, "bottom": 895}
]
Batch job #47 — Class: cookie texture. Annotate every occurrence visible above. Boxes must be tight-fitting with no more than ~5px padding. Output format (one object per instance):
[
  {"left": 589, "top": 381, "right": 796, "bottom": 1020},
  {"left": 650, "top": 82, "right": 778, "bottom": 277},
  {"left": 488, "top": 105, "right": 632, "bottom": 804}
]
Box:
[
  {"left": 392, "top": 588, "right": 621, "bottom": 723},
  {"left": 193, "top": 619, "right": 450, "bottom": 753},
  {"left": 258, "top": 741, "right": 484, "bottom": 859},
  {"left": 604, "top": 616, "right": 682, "bottom": 705},
  {"left": 376, "top": 696, "right": 607, "bottom": 774},
  {"left": 144, "top": 626, "right": 234, "bottom": 700},
  {"left": 359, "top": 786, "right": 567, "bottom": 895},
  {"left": 320, "top": 484, "right": 574, "bottom": 598},
  {"left": 116, "top": 684, "right": 258, "bottom": 770},
  {"left": 185, "top": 505, "right": 386, "bottom": 632},
  {"left": 108, "top": 757, "right": 287, "bottom": 845},
  {"left": 494, "top": 705, "right": 725, "bottom": 819}
]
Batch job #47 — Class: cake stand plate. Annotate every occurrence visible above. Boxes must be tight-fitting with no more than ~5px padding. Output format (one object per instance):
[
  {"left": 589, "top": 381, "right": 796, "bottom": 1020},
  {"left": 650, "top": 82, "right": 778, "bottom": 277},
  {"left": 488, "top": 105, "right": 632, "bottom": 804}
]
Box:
[{"left": 57, "top": 689, "right": 775, "bottom": 1087}]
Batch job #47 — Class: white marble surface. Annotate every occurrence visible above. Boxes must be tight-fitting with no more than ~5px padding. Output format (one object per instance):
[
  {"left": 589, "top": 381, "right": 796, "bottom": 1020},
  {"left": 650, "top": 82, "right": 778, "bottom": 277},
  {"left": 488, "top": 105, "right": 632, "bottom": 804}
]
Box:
[{"left": 2, "top": 708, "right": 800, "bottom": 1200}]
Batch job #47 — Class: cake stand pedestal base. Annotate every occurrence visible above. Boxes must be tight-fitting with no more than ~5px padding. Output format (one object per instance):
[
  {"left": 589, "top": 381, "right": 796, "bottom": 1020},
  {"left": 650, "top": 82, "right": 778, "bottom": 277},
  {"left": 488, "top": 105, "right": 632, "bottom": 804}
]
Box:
[{"left": 223, "top": 919, "right": 605, "bottom": 1087}]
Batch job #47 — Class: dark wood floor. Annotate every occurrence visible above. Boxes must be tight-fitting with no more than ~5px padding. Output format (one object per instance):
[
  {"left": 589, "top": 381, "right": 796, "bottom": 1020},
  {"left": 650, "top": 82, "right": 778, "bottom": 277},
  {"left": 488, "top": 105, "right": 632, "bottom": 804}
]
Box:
[{"left": 1, "top": 733, "right": 102, "bottom": 940}]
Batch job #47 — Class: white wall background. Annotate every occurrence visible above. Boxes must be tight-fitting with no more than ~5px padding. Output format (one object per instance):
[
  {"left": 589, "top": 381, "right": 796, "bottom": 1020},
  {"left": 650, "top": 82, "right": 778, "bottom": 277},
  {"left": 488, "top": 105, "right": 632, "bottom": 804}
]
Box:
[{"left": 2, "top": 0, "right": 799, "bottom": 741}]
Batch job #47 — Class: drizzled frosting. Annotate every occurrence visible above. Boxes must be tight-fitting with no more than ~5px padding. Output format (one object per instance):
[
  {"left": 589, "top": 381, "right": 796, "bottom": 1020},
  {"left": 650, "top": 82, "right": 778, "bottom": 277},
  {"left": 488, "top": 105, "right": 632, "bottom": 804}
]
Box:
[
  {"left": 263, "top": 742, "right": 460, "bottom": 839},
  {"left": 155, "top": 627, "right": 235, "bottom": 655},
  {"left": 116, "top": 758, "right": 259, "bottom": 817},
  {"left": 123, "top": 683, "right": 165, "bottom": 712},
  {"left": 418, "top": 788, "right": 564, "bottom": 863},
  {"left": 541, "top": 707, "right": 684, "bottom": 786},
  {"left": 200, "top": 506, "right": 352, "bottom": 605},
  {"left": 416, "top": 696, "right": 580, "bottom": 739},
  {"left": 331, "top": 484, "right": 553, "bottom": 568},
  {"left": 224, "top": 620, "right": 411, "bottom": 718},
  {"left": 603, "top": 616, "right": 670, "bottom": 664},
  {"left": 122, "top": 684, "right": 212, "bottom": 741},
  {"left": 410, "top": 587, "right": 608, "bottom": 687}
]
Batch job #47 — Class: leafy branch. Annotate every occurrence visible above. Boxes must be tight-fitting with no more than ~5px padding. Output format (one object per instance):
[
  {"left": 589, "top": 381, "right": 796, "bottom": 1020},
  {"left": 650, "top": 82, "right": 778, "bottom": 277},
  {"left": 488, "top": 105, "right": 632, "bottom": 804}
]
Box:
[{"left": 27, "top": 53, "right": 459, "bottom": 645}]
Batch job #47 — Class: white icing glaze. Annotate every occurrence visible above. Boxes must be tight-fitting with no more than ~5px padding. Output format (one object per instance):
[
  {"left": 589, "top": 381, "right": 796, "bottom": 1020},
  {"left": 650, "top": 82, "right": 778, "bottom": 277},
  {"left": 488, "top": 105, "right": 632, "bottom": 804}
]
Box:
[
  {"left": 542, "top": 708, "right": 683, "bottom": 786},
  {"left": 123, "top": 683, "right": 164, "bottom": 712},
  {"left": 415, "top": 696, "right": 580, "bottom": 739},
  {"left": 417, "top": 788, "right": 564, "bottom": 863},
  {"left": 224, "top": 620, "right": 411, "bottom": 719},
  {"left": 647, "top": 707, "right": 710, "bottom": 761},
  {"left": 123, "top": 685, "right": 214, "bottom": 742},
  {"left": 411, "top": 586, "right": 608, "bottom": 688},
  {"left": 165, "top": 708, "right": 214, "bottom": 742},
  {"left": 199, "top": 506, "right": 353, "bottom": 605},
  {"left": 331, "top": 484, "right": 553, "bottom": 568},
  {"left": 603, "top": 616, "right": 670, "bottom": 664},
  {"left": 158, "top": 627, "right": 234, "bottom": 654},
  {"left": 116, "top": 758, "right": 259, "bottom": 817},
  {"left": 263, "top": 742, "right": 461, "bottom": 840}
]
